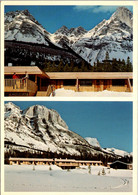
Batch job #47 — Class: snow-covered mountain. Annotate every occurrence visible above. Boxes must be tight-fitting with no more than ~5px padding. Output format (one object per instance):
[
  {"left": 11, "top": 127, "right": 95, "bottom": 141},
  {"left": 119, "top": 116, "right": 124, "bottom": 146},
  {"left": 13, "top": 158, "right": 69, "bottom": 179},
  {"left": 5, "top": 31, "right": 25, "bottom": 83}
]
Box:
[
  {"left": 5, "top": 102, "right": 109, "bottom": 158},
  {"left": 72, "top": 7, "right": 133, "bottom": 65},
  {"left": 5, "top": 9, "right": 51, "bottom": 45},
  {"left": 103, "top": 148, "right": 132, "bottom": 158},
  {"left": 51, "top": 26, "right": 87, "bottom": 48},
  {"left": 85, "top": 137, "right": 132, "bottom": 158},
  {"left": 85, "top": 137, "right": 101, "bottom": 149},
  {"left": 4, "top": 10, "right": 83, "bottom": 65},
  {"left": 5, "top": 102, "right": 132, "bottom": 161},
  {"left": 5, "top": 7, "right": 133, "bottom": 66}
]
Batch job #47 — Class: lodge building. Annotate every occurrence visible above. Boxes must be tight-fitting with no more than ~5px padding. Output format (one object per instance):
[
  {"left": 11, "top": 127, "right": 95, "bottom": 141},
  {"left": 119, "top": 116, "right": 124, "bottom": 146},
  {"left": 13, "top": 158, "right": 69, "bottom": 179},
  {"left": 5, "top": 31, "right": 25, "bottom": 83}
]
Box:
[
  {"left": 4, "top": 66, "right": 133, "bottom": 96},
  {"left": 8, "top": 157, "right": 103, "bottom": 169}
]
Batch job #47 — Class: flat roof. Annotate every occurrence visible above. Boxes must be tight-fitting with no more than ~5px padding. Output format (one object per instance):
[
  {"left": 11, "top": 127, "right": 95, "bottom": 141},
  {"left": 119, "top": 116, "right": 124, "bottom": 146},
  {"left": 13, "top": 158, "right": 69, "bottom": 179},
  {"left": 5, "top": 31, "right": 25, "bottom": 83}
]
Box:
[
  {"left": 5, "top": 66, "right": 49, "bottom": 79},
  {"left": 4, "top": 66, "right": 133, "bottom": 79},
  {"left": 46, "top": 72, "right": 133, "bottom": 79}
]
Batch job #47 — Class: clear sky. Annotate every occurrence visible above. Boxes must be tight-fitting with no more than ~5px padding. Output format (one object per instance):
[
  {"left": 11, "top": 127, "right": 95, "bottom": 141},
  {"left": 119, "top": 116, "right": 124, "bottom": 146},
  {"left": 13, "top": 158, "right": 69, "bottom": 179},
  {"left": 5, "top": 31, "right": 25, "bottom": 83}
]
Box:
[
  {"left": 5, "top": 101, "right": 132, "bottom": 153},
  {"left": 5, "top": 5, "right": 133, "bottom": 33}
]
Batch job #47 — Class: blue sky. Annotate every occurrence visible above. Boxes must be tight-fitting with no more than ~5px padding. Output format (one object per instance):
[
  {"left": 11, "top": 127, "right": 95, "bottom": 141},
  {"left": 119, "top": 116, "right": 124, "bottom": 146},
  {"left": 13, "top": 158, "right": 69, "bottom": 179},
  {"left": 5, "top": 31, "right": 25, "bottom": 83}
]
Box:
[
  {"left": 5, "top": 101, "right": 132, "bottom": 153},
  {"left": 5, "top": 5, "right": 133, "bottom": 33}
]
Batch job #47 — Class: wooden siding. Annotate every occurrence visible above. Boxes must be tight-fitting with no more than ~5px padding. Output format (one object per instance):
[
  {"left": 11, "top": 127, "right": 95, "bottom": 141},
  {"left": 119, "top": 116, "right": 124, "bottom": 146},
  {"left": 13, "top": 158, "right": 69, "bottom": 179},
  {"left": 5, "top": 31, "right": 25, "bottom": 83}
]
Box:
[{"left": 5, "top": 79, "right": 38, "bottom": 95}]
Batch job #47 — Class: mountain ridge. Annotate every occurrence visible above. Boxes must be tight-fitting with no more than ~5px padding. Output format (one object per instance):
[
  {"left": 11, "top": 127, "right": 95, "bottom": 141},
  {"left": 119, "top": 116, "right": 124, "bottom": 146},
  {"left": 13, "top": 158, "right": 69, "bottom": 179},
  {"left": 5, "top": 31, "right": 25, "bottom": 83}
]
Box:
[
  {"left": 5, "top": 7, "right": 133, "bottom": 66},
  {"left": 5, "top": 102, "right": 132, "bottom": 162}
]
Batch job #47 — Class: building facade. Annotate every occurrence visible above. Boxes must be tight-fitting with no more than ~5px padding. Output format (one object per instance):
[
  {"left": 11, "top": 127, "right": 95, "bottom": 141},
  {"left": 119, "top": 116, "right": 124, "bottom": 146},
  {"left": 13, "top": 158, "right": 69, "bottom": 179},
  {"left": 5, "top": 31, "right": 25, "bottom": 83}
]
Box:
[{"left": 4, "top": 66, "right": 133, "bottom": 96}]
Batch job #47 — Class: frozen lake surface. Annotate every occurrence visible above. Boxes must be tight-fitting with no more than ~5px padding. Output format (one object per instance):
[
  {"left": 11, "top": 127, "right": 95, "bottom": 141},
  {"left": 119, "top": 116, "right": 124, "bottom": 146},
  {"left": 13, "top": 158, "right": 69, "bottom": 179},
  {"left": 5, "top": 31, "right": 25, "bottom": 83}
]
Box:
[{"left": 5, "top": 165, "right": 132, "bottom": 192}]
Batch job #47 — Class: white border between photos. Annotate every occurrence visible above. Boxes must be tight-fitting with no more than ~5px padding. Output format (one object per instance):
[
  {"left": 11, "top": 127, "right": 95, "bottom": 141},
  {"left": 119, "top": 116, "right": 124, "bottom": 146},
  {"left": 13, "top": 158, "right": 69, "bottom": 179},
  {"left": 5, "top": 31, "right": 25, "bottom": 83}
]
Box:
[{"left": 1, "top": 1, "right": 138, "bottom": 195}]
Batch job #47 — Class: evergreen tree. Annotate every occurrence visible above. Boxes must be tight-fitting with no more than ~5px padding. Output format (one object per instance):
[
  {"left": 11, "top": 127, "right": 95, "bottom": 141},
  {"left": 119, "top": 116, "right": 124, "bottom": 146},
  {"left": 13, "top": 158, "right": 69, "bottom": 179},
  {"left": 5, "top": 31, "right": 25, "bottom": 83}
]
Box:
[
  {"left": 57, "top": 60, "right": 64, "bottom": 72},
  {"left": 63, "top": 63, "right": 70, "bottom": 72},
  {"left": 126, "top": 56, "right": 133, "bottom": 72},
  {"left": 105, "top": 51, "right": 109, "bottom": 61}
]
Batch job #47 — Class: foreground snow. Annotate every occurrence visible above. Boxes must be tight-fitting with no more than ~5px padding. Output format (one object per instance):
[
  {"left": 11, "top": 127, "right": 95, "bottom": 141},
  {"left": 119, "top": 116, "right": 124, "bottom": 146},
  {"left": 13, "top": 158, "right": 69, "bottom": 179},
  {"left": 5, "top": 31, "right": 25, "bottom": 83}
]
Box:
[
  {"left": 53, "top": 88, "right": 132, "bottom": 97},
  {"left": 5, "top": 165, "right": 132, "bottom": 192}
]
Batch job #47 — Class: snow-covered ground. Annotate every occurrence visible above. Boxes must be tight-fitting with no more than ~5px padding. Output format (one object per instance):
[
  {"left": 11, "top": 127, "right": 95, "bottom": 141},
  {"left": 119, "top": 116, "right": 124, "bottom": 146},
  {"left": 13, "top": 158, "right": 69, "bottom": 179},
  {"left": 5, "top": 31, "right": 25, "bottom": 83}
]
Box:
[
  {"left": 53, "top": 88, "right": 132, "bottom": 97},
  {"left": 5, "top": 165, "right": 132, "bottom": 192}
]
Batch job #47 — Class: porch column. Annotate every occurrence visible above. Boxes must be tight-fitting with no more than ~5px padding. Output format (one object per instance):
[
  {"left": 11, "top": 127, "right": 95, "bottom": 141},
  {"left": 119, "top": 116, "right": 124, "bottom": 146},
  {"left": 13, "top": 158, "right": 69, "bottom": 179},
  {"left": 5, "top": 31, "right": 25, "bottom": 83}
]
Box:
[
  {"left": 35, "top": 75, "right": 37, "bottom": 84},
  {"left": 39, "top": 78, "right": 41, "bottom": 90},
  {"left": 109, "top": 79, "right": 112, "bottom": 91},
  {"left": 100, "top": 80, "right": 104, "bottom": 91},
  {"left": 92, "top": 80, "right": 94, "bottom": 91},
  {"left": 127, "top": 78, "right": 132, "bottom": 92},
  {"left": 76, "top": 77, "right": 79, "bottom": 92}
]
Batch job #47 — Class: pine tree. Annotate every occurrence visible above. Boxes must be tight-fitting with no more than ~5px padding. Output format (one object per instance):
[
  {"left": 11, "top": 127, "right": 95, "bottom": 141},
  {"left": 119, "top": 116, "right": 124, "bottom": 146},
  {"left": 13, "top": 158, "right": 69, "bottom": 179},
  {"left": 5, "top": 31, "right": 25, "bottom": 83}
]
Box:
[
  {"left": 126, "top": 56, "right": 132, "bottom": 72},
  {"left": 105, "top": 51, "right": 109, "bottom": 60},
  {"left": 63, "top": 63, "right": 70, "bottom": 72}
]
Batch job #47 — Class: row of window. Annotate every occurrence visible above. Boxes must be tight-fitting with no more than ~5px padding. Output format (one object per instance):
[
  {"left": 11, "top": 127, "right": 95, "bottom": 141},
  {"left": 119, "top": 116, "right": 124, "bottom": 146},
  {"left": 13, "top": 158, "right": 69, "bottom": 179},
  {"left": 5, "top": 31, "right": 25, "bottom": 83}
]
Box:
[{"left": 63, "top": 79, "right": 133, "bottom": 86}]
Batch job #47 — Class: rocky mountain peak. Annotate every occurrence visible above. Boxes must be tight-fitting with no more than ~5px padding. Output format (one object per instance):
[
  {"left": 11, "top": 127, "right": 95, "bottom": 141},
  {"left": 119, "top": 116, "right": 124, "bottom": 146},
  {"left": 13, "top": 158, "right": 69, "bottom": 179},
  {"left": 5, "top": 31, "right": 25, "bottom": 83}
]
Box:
[
  {"left": 23, "top": 104, "right": 68, "bottom": 131},
  {"left": 85, "top": 137, "right": 101, "bottom": 149},
  {"left": 110, "top": 6, "right": 133, "bottom": 28},
  {"left": 55, "top": 25, "right": 69, "bottom": 35}
]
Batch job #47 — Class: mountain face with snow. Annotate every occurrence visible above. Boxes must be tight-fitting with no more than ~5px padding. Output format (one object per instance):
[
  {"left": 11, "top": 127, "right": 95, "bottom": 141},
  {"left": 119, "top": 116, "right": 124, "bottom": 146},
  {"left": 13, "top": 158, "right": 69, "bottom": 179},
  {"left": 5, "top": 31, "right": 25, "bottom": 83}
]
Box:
[
  {"left": 5, "top": 7, "right": 133, "bottom": 66},
  {"left": 85, "top": 137, "right": 132, "bottom": 158},
  {"left": 72, "top": 7, "right": 133, "bottom": 65},
  {"left": 103, "top": 148, "right": 132, "bottom": 158},
  {"left": 51, "top": 26, "right": 87, "bottom": 48},
  {"left": 5, "top": 9, "right": 51, "bottom": 45},
  {"left": 5, "top": 102, "right": 110, "bottom": 158},
  {"left": 4, "top": 10, "right": 84, "bottom": 66},
  {"left": 4, "top": 102, "right": 132, "bottom": 161},
  {"left": 85, "top": 137, "right": 101, "bottom": 149}
]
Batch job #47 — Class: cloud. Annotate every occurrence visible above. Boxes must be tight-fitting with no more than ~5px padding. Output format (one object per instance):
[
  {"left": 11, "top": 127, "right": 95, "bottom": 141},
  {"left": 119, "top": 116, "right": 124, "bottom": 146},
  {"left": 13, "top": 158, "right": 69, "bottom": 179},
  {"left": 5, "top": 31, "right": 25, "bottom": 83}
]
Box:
[{"left": 73, "top": 5, "right": 133, "bottom": 14}]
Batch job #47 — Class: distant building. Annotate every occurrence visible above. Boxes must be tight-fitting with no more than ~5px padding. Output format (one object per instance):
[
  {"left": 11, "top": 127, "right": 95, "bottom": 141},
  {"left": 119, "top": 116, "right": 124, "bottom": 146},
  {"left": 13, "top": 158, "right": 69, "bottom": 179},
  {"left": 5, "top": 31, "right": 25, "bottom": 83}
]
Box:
[
  {"left": 109, "top": 161, "right": 133, "bottom": 170},
  {"left": 4, "top": 66, "right": 133, "bottom": 96}
]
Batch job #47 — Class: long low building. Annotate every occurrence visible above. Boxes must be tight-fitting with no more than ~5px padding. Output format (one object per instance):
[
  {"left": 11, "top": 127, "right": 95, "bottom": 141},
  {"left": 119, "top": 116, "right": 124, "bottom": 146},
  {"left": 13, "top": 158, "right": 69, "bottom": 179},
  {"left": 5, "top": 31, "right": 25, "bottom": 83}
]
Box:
[
  {"left": 8, "top": 157, "right": 103, "bottom": 169},
  {"left": 4, "top": 66, "right": 133, "bottom": 96}
]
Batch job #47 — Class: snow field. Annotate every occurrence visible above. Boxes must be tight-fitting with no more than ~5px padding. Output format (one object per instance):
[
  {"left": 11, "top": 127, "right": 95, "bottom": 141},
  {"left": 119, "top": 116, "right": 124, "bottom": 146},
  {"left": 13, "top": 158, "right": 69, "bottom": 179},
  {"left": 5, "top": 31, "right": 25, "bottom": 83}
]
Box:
[
  {"left": 5, "top": 165, "right": 132, "bottom": 192},
  {"left": 53, "top": 88, "right": 132, "bottom": 97}
]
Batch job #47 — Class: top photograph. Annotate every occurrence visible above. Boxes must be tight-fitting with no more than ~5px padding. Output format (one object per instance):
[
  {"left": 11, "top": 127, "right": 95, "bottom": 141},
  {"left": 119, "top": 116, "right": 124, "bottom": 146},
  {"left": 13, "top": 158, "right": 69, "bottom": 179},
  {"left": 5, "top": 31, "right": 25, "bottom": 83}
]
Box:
[{"left": 4, "top": 5, "right": 133, "bottom": 97}]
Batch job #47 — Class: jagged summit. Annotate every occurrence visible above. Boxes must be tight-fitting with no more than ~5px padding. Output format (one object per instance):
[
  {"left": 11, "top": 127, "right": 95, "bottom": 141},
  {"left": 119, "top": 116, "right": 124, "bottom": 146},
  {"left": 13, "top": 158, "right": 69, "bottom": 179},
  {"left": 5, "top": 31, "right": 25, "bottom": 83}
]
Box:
[
  {"left": 55, "top": 25, "right": 87, "bottom": 36},
  {"left": 5, "top": 9, "right": 51, "bottom": 45},
  {"left": 5, "top": 7, "right": 133, "bottom": 65},
  {"left": 110, "top": 7, "right": 133, "bottom": 28},
  {"left": 4, "top": 103, "right": 132, "bottom": 160},
  {"left": 72, "top": 6, "right": 133, "bottom": 65}
]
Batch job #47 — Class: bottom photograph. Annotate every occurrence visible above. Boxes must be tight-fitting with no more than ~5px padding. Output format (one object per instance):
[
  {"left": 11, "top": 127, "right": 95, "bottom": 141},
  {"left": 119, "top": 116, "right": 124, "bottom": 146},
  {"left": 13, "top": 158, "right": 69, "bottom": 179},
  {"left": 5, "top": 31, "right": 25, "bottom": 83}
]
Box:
[{"left": 4, "top": 101, "right": 133, "bottom": 192}]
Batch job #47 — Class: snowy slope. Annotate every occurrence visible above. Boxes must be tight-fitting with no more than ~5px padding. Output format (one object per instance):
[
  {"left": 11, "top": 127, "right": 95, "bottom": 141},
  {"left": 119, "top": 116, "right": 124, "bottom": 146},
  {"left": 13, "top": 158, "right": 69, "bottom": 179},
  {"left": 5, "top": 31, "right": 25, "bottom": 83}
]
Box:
[
  {"left": 85, "top": 137, "right": 101, "bottom": 149},
  {"left": 4, "top": 102, "right": 132, "bottom": 159},
  {"left": 72, "top": 7, "right": 133, "bottom": 65},
  {"left": 103, "top": 148, "right": 131, "bottom": 157},
  {"left": 51, "top": 26, "right": 87, "bottom": 48},
  {"left": 5, "top": 7, "right": 133, "bottom": 66},
  {"left": 5, "top": 102, "right": 109, "bottom": 157},
  {"left": 5, "top": 10, "right": 51, "bottom": 45}
]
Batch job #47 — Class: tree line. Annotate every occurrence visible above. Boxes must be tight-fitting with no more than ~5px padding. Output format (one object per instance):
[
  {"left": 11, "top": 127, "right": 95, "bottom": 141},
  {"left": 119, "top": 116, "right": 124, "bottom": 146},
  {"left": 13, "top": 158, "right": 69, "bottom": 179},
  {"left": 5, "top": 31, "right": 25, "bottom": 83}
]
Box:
[{"left": 41, "top": 52, "right": 132, "bottom": 72}]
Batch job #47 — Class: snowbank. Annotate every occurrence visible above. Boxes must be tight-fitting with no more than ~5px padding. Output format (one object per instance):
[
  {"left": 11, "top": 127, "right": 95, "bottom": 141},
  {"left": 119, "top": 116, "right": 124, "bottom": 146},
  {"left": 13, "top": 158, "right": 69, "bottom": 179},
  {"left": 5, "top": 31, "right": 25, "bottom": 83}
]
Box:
[
  {"left": 53, "top": 88, "right": 132, "bottom": 97},
  {"left": 5, "top": 165, "right": 132, "bottom": 192}
]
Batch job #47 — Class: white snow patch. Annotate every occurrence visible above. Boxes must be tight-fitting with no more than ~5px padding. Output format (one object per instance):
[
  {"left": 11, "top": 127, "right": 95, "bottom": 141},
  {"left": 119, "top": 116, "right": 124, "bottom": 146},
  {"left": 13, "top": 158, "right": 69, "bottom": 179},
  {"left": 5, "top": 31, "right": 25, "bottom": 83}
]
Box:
[
  {"left": 5, "top": 165, "right": 132, "bottom": 192},
  {"left": 53, "top": 88, "right": 132, "bottom": 97}
]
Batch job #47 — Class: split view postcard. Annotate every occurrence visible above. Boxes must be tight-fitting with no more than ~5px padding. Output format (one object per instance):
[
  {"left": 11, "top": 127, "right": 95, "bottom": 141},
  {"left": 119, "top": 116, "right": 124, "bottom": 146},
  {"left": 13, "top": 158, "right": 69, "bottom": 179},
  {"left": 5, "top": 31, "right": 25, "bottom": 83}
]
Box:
[{"left": 0, "top": 1, "right": 138, "bottom": 195}]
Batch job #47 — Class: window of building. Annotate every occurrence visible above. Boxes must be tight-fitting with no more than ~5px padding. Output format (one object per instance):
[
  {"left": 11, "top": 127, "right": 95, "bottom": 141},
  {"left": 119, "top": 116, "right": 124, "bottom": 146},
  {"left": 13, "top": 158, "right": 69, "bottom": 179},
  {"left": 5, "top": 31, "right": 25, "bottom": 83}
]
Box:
[
  {"left": 80, "top": 79, "right": 92, "bottom": 86},
  {"left": 112, "top": 79, "right": 125, "bottom": 86},
  {"left": 63, "top": 79, "right": 76, "bottom": 86}
]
